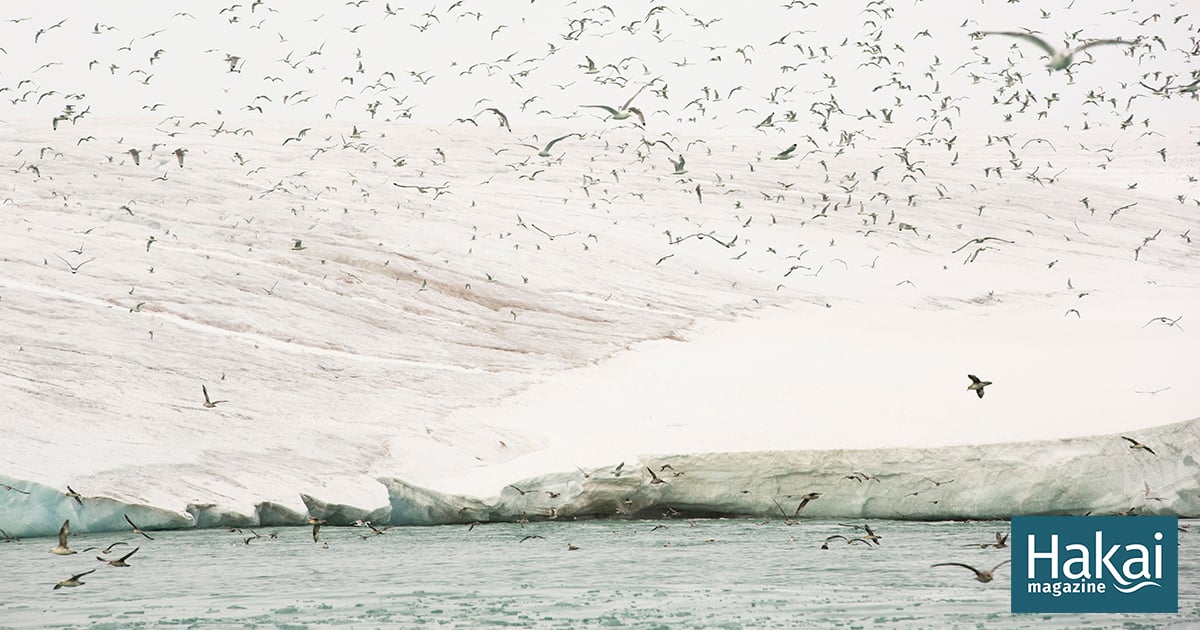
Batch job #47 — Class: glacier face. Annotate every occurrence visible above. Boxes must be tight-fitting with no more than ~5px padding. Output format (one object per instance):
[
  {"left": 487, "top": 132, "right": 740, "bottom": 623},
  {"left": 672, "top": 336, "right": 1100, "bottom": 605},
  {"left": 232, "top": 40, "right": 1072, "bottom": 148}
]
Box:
[
  {"left": 382, "top": 417, "right": 1200, "bottom": 525},
  {"left": 5, "top": 418, "right": 1196, "bottom": 537}
]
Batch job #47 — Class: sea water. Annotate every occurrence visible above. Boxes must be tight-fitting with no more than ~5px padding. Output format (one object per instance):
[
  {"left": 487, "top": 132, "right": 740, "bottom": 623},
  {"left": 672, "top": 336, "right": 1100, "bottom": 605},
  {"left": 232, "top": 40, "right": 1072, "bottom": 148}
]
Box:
[{"left": 2, "top": 519, "right": 1196, "bottom": 628}]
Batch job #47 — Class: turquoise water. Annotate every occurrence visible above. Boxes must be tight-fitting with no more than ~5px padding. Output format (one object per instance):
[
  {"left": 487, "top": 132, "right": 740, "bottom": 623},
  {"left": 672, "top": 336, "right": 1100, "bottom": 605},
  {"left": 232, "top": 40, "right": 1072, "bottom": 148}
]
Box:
[{"left": 2, "top": 519, "right": 1196, "bottom": 628}]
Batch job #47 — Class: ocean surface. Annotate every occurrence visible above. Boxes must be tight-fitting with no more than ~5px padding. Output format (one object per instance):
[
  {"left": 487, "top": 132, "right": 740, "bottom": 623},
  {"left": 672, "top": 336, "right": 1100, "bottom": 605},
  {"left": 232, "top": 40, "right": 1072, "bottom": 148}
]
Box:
[{"left": 2, "top": 518, "right": 1196, "bottom": 629}]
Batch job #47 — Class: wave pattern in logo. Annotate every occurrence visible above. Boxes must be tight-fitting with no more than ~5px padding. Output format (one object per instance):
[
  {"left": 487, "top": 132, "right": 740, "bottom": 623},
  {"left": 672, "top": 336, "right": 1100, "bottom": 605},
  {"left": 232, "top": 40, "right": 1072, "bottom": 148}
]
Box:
[{"left": 1114, "top": 581, "right": 1161, "bottom": 594}]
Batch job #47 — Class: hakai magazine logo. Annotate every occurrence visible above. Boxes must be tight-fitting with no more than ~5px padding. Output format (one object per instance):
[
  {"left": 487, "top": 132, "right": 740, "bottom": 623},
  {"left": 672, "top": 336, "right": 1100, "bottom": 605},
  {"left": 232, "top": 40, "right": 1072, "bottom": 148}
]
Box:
[{"left": 1011, "top": 516, "right": 1178, "bottom": 613}]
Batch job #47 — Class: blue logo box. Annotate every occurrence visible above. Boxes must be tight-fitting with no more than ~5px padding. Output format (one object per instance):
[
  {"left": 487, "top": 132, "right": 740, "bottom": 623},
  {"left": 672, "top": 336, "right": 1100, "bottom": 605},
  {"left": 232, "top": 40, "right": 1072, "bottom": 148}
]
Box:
[{"left": 1011, "top": 516, "right": 1178, "bottom": 613}]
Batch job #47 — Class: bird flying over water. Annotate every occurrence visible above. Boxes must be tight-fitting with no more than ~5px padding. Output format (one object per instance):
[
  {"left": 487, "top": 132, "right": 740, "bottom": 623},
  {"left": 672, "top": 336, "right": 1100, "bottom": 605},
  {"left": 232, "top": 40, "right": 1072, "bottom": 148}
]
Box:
[
  {"left": 53, "top": 568, "right": 96, "bottom": 589},
  {"left": 50, "top": 519, "right": 75, "bottom": 555},
  {"left": 932, "top": 559, "right": 1010, "bottom": 583}
]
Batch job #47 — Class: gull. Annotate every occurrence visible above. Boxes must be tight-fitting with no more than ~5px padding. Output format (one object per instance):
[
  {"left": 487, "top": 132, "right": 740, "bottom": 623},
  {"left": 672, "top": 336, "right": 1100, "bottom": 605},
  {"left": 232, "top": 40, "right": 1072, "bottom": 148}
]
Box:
[
  {"left": 53, "top": 569, "right": 96, "bottom": 590},
  {"left": 1143, "top": 316, "right": 1183, "bottom": 332},
  {"left": 792, "top": 492, "right": 821, "bottom": 517},
  {"left": 50, "top": 519, "right": 75, "bottom": 555},
  {"left": 669, "top": 155, "right": 686, "bottom": 174},
  {"left": 1121, "top": 436, "right": 1156, "bottom": 456},
  {"left": 308, "top": 517, "right": 326, "bottom": 542},
  {"left": 124, "top": 514, "right": 154, "bottom": 540},
  {"left": 582, "top": 81, "right": 654, "bottom": 126},
  {"left": 1, "top": 528, "right": 19, "bottom": 542},
  {"left": 81, "top": 541, "right": 128, "bottom": 553},
  {"left": 56, "top": 255, "right": 96, "bottom": 274},
  {"left": 978, "top": 32, "right": 1133, "bottom": 70},
  {"left": 966, "top": 374, "right": 992, "bottom": 398},
  {"left": 646, "top": 467, "right": 669, "bottom": 485},
  {"left": 477, "top": 107, "right": 510, "bottom": 131},
  {"left": 202, "top": 385, "right": 228, "bottom": 408},
  {"left": 932, "top": 560, "right": 1011, "bottom": 583},
  {"left": 127, "top": 148, "right": 141, "bottom": 165},
  {"left": 971, "top": 532, "right": 1009, "bottom": 548},
  {"left": 518, "top": 133, "right": 580, "bottom": 158},
  {"left": 173, "top": 148, "right": 187, "bottom": 167},
  {"left": 772, "top": 499, "right": 798, "bottom": 525},
  {"left": 772, "top": 143, "right": 797, "bottom": 160},
  {"left": 822, "top": 535, "right": 873, "bottom": 548},
  {"left": 838, "top": 523, "right": 882, "bottom": 545},
  {"left": 1, "top": 483, "right": 30, "bottom": 495},
  {"left": 98, "top": 546, "right": 139, "bottom": 567},
  {"left": 65, "top": 486, "right": 84, "bottom": 505}
]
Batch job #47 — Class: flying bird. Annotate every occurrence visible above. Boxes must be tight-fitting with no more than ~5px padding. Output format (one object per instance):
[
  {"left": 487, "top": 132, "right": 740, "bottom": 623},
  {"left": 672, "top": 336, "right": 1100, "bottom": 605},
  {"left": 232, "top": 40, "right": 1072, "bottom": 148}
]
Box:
[
  {"left": 932, "top": 560, "right": 1011, "bottom": 583},
  {"left": 518, "top": 133, "right": 580, "bottom": 158},
  {"left": 978, "top": 32, "right": 1133, "bottom": 70},
  {"left": 966, "top": 374, "right": 992, "bottom": 398},
  {"left": 50, "top": 519, "right": 75, "bottom": 555},
  {"left": 308, "top": 517, "right": 326, "bottom": 542},
  {"left": 582, "top": 81, "right": 655, "bottom": 126},
  {"left": 646, "top": 467, "right": 669, "bottom": 485},
  {"left": 53, "top": 569, "right": 96, "bottom": 589},
  {"left": 1120, "top": 436, "right": 1156, "bottom": 456},
  {"left": 202, "top": 385, "right": 227, "bottom": 408},
  {"left": 124, "top": 514, "right": 154, "bottom": 540},
  {"left": 98, "top": 546, "right": 139, "bottom": 567},
  {"left": 772, "top": 143, "right": 798, "bottom": 160}
]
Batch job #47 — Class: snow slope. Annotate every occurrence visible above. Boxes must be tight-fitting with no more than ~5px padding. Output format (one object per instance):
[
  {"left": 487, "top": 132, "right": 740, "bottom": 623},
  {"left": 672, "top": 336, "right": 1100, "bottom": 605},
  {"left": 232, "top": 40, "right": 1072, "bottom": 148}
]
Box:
[{"left": 1, "top": 0, "right": 1197, "bottom": 535}]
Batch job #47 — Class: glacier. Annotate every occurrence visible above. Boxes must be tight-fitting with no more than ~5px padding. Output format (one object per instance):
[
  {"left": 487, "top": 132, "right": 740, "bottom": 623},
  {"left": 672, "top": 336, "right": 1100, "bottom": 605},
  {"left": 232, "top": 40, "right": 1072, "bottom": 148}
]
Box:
[
  {"left": 1, "top": 1, "right": 1198, "bottom": 539},
  {"left": 4, "top": 417, "right": 1198, "bottom": 537}
]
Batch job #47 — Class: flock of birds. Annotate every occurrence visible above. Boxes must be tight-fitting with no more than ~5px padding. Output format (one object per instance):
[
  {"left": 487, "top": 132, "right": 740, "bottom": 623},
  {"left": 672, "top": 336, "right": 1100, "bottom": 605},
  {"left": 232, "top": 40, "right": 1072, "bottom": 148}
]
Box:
[{"left": 1, "top": 0, "right": 1197, "bottom": 604}]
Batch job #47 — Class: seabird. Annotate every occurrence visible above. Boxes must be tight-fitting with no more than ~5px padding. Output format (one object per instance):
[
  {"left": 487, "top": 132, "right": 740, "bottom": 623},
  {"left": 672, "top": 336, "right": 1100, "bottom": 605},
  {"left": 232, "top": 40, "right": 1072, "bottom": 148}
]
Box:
[
  {"left": 124, "top": 514, "right": 154, "bottom": 540},
  {"left": 53, "top": 568, "right": 97, "bottom": 590},
  {"left": 127, "top": 148, "right": 141, "bottom": 165},
  {"left": 824, "top": 534, "right": 872, "bottom": 546},
  {"left": 518, "top": 133, "right": 580, "bottom": 158},
  {"left": 792, "top": 492, "right": 821, "bottom": 517},
  {"left": 98, "top": 546, "right": 139, "bottom": 567},
  {"left": 202, "top": 385, "right": 228, "bottom": 408},
  {"left": 50, "top": 519, "right": 75, "bottom": 555},
  {"left": 1, "top": 483, "right": 31, "bottom": 495},
  {"left": 772, "top": 143, "right": 797, "bottom": 160},
  {"left": 0, "top": 528, "right": 19, "bottom": 543},
  {"left": 966, "top": 374, "right": 992, "bottom": 398},
  {"left": 582, "top": 81, "right": 654, "bottom": 126},
  {"left": 771, "top": 499, "right": 798, "bottom": 526},
  {"left": 932, "top": 560, "right": 1011, "bottom": 583},
  {"left": 1121, "top": 436, "right": 1157, "bottom": 456},
  {"left": 978, "top": 32, "right": 1133, "bottom": 71},
  {"left": 669, "top": 155, "right": 686, "bottom": 175},
  {"left": 477, "top": 107, "right": 510, "bottom": 131},
  {"left": 65, "top": 485, "right": 84, "bottom": 505},
  {"left": 646, "top": 467, "right": 669, "bottom": 485},
  {"left": 173, "top": 147, "right": 187, "bottom": 167},
  {"left": 308, "top": 517, "right": 326, "bottom": 542}
]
